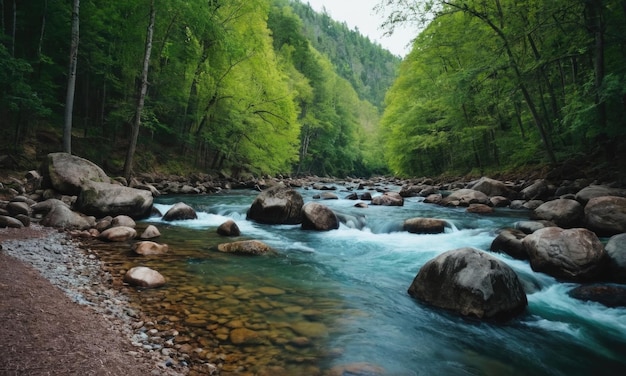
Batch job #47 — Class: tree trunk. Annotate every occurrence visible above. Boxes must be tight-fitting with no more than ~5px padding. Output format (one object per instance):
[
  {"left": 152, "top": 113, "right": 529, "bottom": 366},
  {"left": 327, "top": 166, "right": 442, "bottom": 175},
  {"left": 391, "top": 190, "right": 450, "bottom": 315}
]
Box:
[
  {"left": 63, "top": 0, "right": 80, "bottom": 154},
  {"left": 123, "top": 0, "right": 155, "bottom": 182}
]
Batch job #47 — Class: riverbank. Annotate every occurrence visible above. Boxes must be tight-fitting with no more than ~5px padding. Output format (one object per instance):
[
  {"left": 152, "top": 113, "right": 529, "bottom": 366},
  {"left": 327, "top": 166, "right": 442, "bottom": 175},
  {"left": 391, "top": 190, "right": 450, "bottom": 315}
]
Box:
[{"left": 0, "top": 225, "right": 187, "bottom": 376}]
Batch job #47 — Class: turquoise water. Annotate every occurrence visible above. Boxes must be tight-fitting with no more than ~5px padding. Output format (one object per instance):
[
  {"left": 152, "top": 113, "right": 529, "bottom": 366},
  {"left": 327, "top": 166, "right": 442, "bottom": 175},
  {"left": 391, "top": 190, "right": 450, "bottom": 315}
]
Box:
[{"left": 145, "top": 187, "right": 626, "bottom": 375}]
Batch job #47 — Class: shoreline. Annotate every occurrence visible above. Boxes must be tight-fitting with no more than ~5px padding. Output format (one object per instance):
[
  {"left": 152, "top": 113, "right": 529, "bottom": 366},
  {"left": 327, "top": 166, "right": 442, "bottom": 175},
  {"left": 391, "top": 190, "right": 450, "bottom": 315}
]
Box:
[{"left": 0, "top": 225, "right": 188, "bottom": 376}]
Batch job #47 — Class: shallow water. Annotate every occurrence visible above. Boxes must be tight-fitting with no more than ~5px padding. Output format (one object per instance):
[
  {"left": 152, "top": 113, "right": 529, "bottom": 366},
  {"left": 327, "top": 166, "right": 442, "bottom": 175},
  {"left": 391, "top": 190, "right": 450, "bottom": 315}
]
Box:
[{"left": 102, "top": 186, "right": 626, "bottom": 375}]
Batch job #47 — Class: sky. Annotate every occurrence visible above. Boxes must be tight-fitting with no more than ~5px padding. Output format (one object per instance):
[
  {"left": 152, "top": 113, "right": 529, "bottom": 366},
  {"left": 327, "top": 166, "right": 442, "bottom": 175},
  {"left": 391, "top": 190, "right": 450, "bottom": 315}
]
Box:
[{"left": 304, "top": 0, "right": 417, "bottom": 57}]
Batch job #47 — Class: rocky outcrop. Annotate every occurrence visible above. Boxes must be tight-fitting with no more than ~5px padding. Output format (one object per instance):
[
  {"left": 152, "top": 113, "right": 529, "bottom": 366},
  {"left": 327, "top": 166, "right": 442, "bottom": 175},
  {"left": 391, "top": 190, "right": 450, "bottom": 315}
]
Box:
[
  {"left": 247, "top": 184, "right": 304, "bottom": 224},
  {"left": 75, "top": 181, "right": 153, "bottom": 219},
  {"left": 123, "top": 266, "right": 166, "bottom": 288},
  {"left": 41, "top": 152, "right": 111, "bottom": 196},
  {"left": 522, "top": 227, "right": 607, "bottom": 281},
  {"left": 576, "top": 185, "right": 626, "bottom": 205},
  {"left": 301, "top": 203, "right": 339, "bottom": 231},
  {"left": 403, "top": 218, "right": 448, "bottom": 234},
  {"left": 407, "top": 248, "right": 527, "bottom": 320},
  {"left": 532, "top": 199, "right": 584, "bottom": 228},
  {"left": 217, "top": 240, "right": 275, "bottom": 255},
  {"left": 162, "top": 202, "right": 197, "bottom": 221},
  {"left": 584, "top": 196, "right": 626, "bottom": 236}
]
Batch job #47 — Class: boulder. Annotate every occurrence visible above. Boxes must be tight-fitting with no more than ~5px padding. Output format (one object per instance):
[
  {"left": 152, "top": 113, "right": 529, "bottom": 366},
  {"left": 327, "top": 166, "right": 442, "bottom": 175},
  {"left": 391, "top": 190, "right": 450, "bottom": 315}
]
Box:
[
  {"left": 302, "top": 203, "right": 339, "bottom": 231},
  {"left": 111, "top": 215, "right": 136, "bottom": 228},
  {"left": 217, "top": 220, "right": 241, "bottom": 236},
  {"left": 123, "top": 266, "right": 166, "bottom": 288},
  {"left": 521, "top": 179, "right": 552, "bottom": 200},
  {"left": 403, "top": 218, "right": 448, "bottom": 234},
  {"left": 490, "top": 229, "right": 528, "bottom": 260},
  {"left": 606, "top": 233, "right": 626, "bottom": 283},
  {"left": 490, "top": 196, "right": 511, "bottom": 207},
  {"left": 576, "top": 185, "right": 626, "bottom": 205},
  {"left": 423, "top": 193, "right": 443, "bottom": 204},
  {"left": 14, "top": 214, "right": 30, "bottom": 227},
  {"left": 40, "top": 204, "right": 93, "bottom": 230},
  {"left": 246, "top": 184, "right": 304, "bottom": 224},
  {"left": 7, "top": 201, "right": 30, "bottom": 216},
  {"left": 162, "top": 202, "right": 197, "bottom": 221},
  {"left": 359, "top": 192, "right": 372, "bottom": 200},
  {"left": 75, "top": 181, "right": 153, "bottom": 219},
  {"left": 133, "top": 241, "right": 168, "bottom": 256},
  {"left": 371, "top": 192, "right": 404, "bottom": 206},
  {"left": 440, "top": 189, "right": 489, "bottom": 207},
  {"left": 522, "top": 227, "right": 607, "bottom": 281},
  {"left": 41, "top": 152, "right": 110, "bottom": 196},
  {"left": 532, "top": 199, "right": 584, "bottom": 228},
  {"left": 0, "top": 215, "right": 24, "bottom": 228},
  {"left": 470, "top": 177, "right": 515, "bottom": 198},
  {"left": 217, "top": 240, "right": 274, "bottom": 255},
  {"left": 140, "top": 224, "right": 161, "bottom": 239},
  {"left": 584, "top": 196, "right": 626, "bottom": 236},
  {"left": 95, "top": 216, "right": 113, "bottom": 232},
  {"left": 31, "top": 199, "right": 69, "bottom": 217},
  {"left": 98, "top": 226, "right": 137, "bottom": 242},
  {"left": 407, "top": 248, "right": 527, "bottom": 320},
  {"left": 568, "top": 284, "right": 626, "bottom": 308},
  {"left": 514, "top": 220, "right": 555, "bottom": 234},
  {"left": 467, "top": 204, "right": 493, "bottom": 214},
  {"left": 320, "top": 192, "right": 338, "bottom": 200}
]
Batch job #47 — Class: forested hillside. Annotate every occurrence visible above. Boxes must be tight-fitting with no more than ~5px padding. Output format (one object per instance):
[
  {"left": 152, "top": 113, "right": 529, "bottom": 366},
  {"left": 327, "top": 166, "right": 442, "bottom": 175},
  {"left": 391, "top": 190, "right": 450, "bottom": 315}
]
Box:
[
  {"left": 0, "top": 0, "right": 397, "bottom": 177},
  {"left": 380, "top": 0, "right": 626, "bottom": 177}
]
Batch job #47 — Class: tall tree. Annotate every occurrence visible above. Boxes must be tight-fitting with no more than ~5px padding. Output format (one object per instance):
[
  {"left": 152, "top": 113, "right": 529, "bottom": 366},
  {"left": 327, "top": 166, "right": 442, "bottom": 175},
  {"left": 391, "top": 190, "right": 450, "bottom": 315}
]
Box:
[
  {"left": 123, "top": 0, "right": 155, "bottom": 181},
  {"left": 62, "top": 0, "right": 79, "bottom": 154}
]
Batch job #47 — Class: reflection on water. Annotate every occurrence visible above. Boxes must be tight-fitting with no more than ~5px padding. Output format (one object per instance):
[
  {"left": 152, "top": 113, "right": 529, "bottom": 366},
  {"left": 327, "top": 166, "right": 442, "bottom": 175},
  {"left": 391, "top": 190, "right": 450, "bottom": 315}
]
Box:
[{"left": 90, "top": 188, "right": 626, "bottom": 375}]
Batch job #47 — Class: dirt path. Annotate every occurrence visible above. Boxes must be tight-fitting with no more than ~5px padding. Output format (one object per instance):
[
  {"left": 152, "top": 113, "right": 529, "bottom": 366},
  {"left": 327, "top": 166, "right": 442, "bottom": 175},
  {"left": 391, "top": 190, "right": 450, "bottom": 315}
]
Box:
[{"left": 0, "top": 227, "right": 183, "bottom": 376}]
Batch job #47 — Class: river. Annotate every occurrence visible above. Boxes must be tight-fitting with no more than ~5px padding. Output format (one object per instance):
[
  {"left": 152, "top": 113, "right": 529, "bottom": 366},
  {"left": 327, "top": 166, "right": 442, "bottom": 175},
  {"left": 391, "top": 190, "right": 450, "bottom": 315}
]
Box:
[{"left": 105, "top": 184, "right": 626, "bottom": 375}]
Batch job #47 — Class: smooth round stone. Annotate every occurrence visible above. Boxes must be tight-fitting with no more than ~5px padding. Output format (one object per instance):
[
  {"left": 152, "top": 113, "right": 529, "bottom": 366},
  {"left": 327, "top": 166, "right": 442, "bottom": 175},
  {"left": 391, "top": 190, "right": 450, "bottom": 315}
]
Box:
[
  {"left": 283, "top": 306, "right": 303, "bottom": 314},
  {"left": 290, "top": 321, "right": 328, "bottom": 338},
  {"left": 258, "top": 286, "right": 286, "bottom": 295}
]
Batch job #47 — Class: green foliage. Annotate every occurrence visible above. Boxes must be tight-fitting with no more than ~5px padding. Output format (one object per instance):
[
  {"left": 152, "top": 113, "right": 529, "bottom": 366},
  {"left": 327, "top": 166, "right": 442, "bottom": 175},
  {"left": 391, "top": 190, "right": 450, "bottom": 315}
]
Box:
[{"left": 381, "top": 0, "right": 626, "bottom": 176}]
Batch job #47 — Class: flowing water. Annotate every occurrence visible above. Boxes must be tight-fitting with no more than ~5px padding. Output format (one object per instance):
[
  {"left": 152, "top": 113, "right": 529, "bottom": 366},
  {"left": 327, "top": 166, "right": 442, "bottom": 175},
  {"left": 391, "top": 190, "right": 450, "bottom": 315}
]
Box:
[{"left": 96, "top": 185, "right": 626, "bottom": 375}]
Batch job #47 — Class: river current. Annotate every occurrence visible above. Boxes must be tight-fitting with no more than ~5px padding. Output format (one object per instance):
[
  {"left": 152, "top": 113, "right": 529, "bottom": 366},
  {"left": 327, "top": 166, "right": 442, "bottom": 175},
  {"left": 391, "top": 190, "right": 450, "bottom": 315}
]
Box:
[{"left": 120, "top": 185, "right": 625, "bottom": 375}]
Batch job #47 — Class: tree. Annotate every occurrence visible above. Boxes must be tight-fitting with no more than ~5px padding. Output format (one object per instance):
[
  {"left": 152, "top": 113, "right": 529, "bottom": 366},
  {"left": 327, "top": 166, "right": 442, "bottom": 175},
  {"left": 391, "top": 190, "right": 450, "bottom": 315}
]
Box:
[
  {"left": 62, "top": 0, "right": 79, "bottom": 154},
  {"left": 123, "top": 0, "right": 154, "bottom": 182}
]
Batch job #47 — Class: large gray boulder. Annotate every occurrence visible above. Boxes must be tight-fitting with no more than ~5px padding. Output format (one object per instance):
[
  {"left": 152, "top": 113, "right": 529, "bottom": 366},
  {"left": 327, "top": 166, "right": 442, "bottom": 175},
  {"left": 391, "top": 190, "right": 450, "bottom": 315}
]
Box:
[
  {"left": 75, "top": 181, "right": 153, "bottom": 219},
  {"left": 576, "top": 185, "right": 626, "bottom": 205},
  {"left": 584, "top": 196, "right": 626, "bottom": 236},
  {"left": 470, "top": 177, "right": 515, "bottom": 198},
  {"left": 40, "top": 204, "right": 94, "bottom": 230},
  {"left": 532, "top": 199, "right": 584, "bottom": 228},
  {"left": 247, "top": 184, "right": 303, "bottom": 225},
  {"left": 301, "top": 202, "right": 339, "bottom": 231},
  {"left": 606, "top": 233, "right": 626, "bottom": 283},
  {"left": 41, "top": 152, "right": 111, "bottom": 196},
  {"left": 522, "top": 227, "right": 607, "bottom": 281},
  {"left": 521, "top": 179, "right": 553, "bottom": 200},
  {"left": 408, "top": 248, "right": 527, "bottom": 320}
]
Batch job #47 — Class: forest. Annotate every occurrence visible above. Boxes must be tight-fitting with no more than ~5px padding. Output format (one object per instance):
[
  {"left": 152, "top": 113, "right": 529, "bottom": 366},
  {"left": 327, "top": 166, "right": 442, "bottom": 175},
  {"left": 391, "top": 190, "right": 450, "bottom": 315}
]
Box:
[
  {"left": 0, "top": 0, "right": 399, "bottom": 178},
  {"left": 1, "top": 0, "right": 625, "bottom": 179},
  {"left": 381, "top": 0, "right": 626, "bottom": 176}
]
